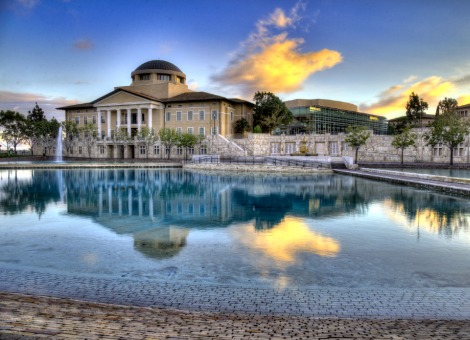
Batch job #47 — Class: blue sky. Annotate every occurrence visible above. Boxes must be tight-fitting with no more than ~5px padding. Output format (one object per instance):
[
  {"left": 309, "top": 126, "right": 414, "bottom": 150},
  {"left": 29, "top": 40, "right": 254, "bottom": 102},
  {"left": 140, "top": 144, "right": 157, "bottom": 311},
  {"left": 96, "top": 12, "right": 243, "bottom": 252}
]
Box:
[{"left": 1, "top": 0, "right": 470, "bottom": 120}]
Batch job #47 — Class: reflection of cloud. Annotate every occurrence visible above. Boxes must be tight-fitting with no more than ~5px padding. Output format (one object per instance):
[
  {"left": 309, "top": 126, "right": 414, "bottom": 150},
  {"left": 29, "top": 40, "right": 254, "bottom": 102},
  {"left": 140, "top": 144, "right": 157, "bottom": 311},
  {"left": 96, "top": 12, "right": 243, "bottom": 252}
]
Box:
[
  {"left": 74, "top": 38, "right": 93, "bottom": 50},
  {"left": 232, "top": 216, "right": 340, "bottom": 264},
  {"left": 360, "top": 76, "right": 470, "bottom": 119},
  {"left": 211, "top": 3, "right": 342, "bottom": 98},
  {"left": 81, "top": 252, "right": 98, "bottom": 266}
]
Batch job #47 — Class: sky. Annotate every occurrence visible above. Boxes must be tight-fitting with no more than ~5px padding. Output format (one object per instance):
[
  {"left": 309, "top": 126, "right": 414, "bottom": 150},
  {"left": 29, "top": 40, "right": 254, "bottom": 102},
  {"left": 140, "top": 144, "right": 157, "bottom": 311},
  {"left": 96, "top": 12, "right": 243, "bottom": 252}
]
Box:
[{"left": 1, "top": 0, "right": 470, "bottom": 120}]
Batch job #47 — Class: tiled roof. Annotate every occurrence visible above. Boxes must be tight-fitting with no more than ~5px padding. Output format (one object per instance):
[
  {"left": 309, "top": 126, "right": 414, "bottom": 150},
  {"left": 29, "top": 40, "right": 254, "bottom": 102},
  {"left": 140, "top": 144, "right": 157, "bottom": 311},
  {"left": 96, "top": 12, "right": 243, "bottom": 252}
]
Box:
[
  {"left": 134, "top": 60, "right": 182, "bottom": 73},
  {"left": 164, "top": 92, "right": 253, "bottom": 106}
]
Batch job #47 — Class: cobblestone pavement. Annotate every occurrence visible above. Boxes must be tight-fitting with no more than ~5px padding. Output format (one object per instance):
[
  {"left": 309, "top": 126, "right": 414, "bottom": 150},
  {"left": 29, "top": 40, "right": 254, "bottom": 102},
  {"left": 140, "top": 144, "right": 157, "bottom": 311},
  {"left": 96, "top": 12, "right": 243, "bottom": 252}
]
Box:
[
  {"left": 1, "top": 268, "right": 470, "bottom": 339},
  {"left": 2, "top": 292, "right": 470, "bottom": 339}
]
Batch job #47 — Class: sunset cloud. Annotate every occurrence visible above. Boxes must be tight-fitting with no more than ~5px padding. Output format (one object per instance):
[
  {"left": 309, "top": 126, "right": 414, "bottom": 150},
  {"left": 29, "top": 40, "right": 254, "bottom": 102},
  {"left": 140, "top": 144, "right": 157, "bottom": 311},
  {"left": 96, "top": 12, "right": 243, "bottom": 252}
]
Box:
[
  {"left": 0, "top": 90, "right": 78, "bottom": 120},
  {"left": 74, "top": 38, "right": 93, "bottom": 50},
  {"left": 212, "top": 2, "right": 342, "bottom": 98},
  {"left": 359, "top": 76, "right": 470, "bottom": 119}
]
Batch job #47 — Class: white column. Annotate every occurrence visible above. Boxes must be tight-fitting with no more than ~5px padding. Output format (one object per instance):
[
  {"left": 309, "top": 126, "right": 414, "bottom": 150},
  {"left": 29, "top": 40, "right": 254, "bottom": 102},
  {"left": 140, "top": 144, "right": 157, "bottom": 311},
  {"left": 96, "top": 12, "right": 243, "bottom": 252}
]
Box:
[
  {"left": 137, "top": 107, "right": 142, "bottom": 132},
  {"left": 127, "top": 109, "right": 131, "bottom": 136},
  {"left": 97, "top": 110, "right": 102, "bottom": 138},
  {"left": 107, "top": 110, "right": 111, "bottom": 138},
  {"left": 148, "top": 106, "right": 153, "bottom": 129},
  {"left": 116, "top": 109, "right": 121, "bottom": 129}
]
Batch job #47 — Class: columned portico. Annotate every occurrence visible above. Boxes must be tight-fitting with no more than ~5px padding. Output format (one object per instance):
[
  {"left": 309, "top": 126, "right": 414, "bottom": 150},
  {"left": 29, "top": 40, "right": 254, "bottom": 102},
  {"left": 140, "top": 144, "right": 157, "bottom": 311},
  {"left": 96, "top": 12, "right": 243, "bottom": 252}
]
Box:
[
  {"left": 107, "top": 110, "right": 111, "bottom": 138},
  {"left": 126, "top": 109, "right": 131, "bottom": 136}
]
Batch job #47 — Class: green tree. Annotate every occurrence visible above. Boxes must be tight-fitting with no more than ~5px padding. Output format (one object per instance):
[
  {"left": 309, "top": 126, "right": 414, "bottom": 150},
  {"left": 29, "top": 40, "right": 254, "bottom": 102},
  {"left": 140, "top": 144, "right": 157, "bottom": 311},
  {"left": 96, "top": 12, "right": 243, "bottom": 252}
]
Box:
[
  {"left": 24, "top": 103, "right": 47, "bottom": 155},
  {"left": 62, "top": 120, "right": 79, "bottom": 156},
  {"left": 424, "top": 109, "right": 469, "bottom": 165},
  {"left": 79, "top": 124, "right": 98, "bottom": 158},
  {"left": 344, "top": 125, "right": 371, "bottom": 163},
  {"left": 253, "top": 91, "right": 292, "bottom": 133},
  {"left": 176, "top": 133, "right": 199, "bottom": 160},
  {"left": 391, "top": 128, "right": 416, "bottom": 165},
  {"left": 158, "top": 128, "right": 179, "bottom": 159},
  {"left": 435, "top": 97, "right": 458, "bottom": 116},
  {"left": 233, "top": 118, "right": 251, "bottom": 134},
  {"left": 136, "top": 127, "right": 158, "bottom": 158},
  {"left": 40, "top": 118, "right": 61, "bottom": 156},
  {"left": 0, "top": 110, "right": 28, "bottom": 154},
  {"left": 405, "top": 92, "right": 428, "bottom": 127},
  {"left": 27, "top": 102, "right": 46, "bottom": 122}
]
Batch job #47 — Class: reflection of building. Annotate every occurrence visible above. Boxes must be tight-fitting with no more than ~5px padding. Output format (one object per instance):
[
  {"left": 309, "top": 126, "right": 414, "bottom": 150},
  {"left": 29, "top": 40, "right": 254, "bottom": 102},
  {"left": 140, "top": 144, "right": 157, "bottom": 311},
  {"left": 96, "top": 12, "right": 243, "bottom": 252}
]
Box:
[
  {"left": 284, "top": 99, "right": 388, "bottom": 135},
  {"left": 58, "top": 60, "right": 253, "bottom": 159}
]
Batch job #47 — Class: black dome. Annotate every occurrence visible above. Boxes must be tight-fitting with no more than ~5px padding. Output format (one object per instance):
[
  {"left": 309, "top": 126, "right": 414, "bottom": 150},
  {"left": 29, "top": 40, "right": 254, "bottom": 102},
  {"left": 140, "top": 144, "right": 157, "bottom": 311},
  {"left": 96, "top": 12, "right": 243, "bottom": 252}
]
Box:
[{"left": 134, "top": 60, "right": 182, "bottom": 73}]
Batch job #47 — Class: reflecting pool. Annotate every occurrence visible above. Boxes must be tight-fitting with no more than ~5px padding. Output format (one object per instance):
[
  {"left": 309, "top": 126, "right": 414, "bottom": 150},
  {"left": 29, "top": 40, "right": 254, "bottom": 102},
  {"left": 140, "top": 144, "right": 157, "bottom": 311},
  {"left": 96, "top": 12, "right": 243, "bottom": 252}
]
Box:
[{"left": 1, "top": 168, "right": 470, "bottom": 289}]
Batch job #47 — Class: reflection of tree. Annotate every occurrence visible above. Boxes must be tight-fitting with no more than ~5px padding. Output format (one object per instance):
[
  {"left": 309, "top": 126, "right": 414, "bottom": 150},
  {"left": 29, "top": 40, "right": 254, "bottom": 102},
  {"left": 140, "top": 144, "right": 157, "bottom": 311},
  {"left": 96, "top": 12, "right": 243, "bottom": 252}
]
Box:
[
  {"left": 387, "top": 188, "right": 470, "bottom": 237},
  {"left": 0, "top": 170, "right": 61, "bottom": 218}
]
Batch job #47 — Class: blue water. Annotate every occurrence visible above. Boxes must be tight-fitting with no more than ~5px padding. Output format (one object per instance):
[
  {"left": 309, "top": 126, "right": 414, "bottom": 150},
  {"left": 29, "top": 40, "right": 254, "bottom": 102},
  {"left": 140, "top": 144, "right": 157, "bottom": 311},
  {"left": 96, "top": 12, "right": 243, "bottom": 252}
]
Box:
[{"left": 1, "top": 168, "right": 470, "bottom": 289}]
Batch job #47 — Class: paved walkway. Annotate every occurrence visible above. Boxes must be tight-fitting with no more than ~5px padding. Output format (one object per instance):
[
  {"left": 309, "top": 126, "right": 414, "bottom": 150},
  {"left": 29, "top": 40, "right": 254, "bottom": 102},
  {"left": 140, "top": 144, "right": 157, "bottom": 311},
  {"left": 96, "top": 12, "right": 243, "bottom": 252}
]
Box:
[
  {"left": 2, "top": 292, "right": 470, "bottom": 339},
  {"left": 1, "top": 267, "right": 470, "bottom": 338},
  {"left": 334, "top": 168, "right": 470, "bottom": 196}
]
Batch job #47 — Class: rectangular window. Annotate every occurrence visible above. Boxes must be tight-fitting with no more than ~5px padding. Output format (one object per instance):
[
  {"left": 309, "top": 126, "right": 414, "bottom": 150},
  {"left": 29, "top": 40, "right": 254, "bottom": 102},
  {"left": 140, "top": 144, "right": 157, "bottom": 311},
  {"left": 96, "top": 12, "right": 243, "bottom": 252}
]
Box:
[
  {"left": 455, "top": 143, "right": 465, "bottom": 157},
  {"left": 131, "top": 113, "right": 137, "bottom": 124},
  {"left": 176, "top": 111, "right": 182, "bottom": 121},
  {"left": 84, "top": 116, "right": 88, "bottom": 125},
  {"left": 329, "top": 142, "right": 338, "bottom": 155},
  {"left": 93, "top": 116, "right": 96, "bottom": 124},
  {"left": 140, "top": 145, "right": 146, "bottom": 155},
  {"left": 75, "top": 116, "right": 80, "bottom": 125},
  {"left": 99, "top": 145, "right": 105, "bottom": 155},
  {"left": 154, "top": 145, "right": 160, "bottom": 155},
  {"left": 212, "top": 110, "right": 218, "bottom": 120},
  {"left": 188, "top": 147, "right": 195, "bottom": 155},
  {"left": 101, "top": 115, "right": 105, "bottom": 124},
  {"left": 166, "top": 112, "right": 171, "bottom": 121},
  {"left": 199, "top": 111, "right": 205, "bottom": 121},
  {"left": 212, "top": 127, "right": 218, "bottom": 135},
  {"left": 199, "top": 127, "right": 205, "bottom": 136},
  {"left": 341, "top": 142, "right": 349, "bottom": 152},
  {"left": 187, "top": 127, "right": 193, "bottom": 134},
  {"left": 433, "top": 143, "right": 443, "bottom": 157},
  {"left": 187, "top": 111, "right": 193, "bottom": 121},
  {"left": 166, "top": 147, "right": 170, "bottom": 155},
  {"left": 140, "top": 74, "right": 150, "bottom": 80},
  {"left": 79, "top": 146, "right": 82, "bottom": 155},
  {"left": 176, "top": 127, "right": 182, "bottom": 135},
  {"left": 177, "top": 146, "right": 183, "bottom": 155},
  {"left": 200, "top": 146, "right": 207, "bottom": 154},
  {"left": 158, "top": 74, "right": 171, "bottom": 81}
]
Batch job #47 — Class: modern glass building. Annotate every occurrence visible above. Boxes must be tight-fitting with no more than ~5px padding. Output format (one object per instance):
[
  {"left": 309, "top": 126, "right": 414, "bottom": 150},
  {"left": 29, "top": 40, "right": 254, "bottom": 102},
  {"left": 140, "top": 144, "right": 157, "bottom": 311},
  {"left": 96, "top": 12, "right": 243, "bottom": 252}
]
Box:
[{"left": 283, "top": 99, "right": 389, "bottom": 135}]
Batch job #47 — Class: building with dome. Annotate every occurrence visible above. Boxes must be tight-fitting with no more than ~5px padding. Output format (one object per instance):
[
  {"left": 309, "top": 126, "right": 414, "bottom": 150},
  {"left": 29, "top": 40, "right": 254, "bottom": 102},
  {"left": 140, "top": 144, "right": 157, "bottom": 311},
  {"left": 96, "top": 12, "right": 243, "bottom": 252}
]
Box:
[{"left": 58, "top": 60, "right": 254, "bottom": 159}]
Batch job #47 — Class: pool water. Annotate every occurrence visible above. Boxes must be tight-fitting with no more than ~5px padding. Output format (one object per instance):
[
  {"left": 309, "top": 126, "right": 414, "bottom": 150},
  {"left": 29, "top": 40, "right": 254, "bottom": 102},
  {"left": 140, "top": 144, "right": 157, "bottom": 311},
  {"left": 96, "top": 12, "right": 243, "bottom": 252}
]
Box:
[{"left": 1, "top": 168, "right": 470, "bottom": 289}]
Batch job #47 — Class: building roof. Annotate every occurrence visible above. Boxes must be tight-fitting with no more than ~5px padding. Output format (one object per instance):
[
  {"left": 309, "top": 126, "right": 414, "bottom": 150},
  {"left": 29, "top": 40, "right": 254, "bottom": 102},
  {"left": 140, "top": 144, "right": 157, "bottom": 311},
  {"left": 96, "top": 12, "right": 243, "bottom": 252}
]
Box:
[
  {"left": 134, "top": 60, "right": 182, "bottom": 73},
  {"left": 56, "top": 102, "right": 95, "bottom": 110},
  {"left": 457, "top": 103, "right": 470, "bottom": 109},
  {"left": 388, "top": 114, "right": 436, "bottom": 123},
  {"left": 164, "top": 92, "right": 253, "bottom": 106}
]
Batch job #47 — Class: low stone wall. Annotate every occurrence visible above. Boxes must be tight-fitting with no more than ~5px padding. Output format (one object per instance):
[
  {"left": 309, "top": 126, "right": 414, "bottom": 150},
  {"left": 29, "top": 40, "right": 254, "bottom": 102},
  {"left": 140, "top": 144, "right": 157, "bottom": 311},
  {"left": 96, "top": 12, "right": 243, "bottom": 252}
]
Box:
[
  {"left": 183, "top": 162, "right": 332, "bottom": 174},
  {"left": 361, "top": 167, "right": 470, "bottom": 185}
]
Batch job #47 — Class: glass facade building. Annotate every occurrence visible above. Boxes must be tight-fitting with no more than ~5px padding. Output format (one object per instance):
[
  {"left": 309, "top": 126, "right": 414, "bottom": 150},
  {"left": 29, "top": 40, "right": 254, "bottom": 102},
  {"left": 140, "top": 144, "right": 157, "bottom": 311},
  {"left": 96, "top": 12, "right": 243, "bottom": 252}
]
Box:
[{"left": 284, "top": 104, "right": 389, "bottom": 135}]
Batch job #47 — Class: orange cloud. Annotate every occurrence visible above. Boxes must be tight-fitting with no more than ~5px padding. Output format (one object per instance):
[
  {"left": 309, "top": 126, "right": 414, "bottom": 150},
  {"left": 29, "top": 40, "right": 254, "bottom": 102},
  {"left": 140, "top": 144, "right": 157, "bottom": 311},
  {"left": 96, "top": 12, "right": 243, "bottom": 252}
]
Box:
[
  {"left": 212, "top": 3, "right": 342, "bottom": 98},
  {"left": 74, "top": 38, "right": 93, "bottom": 50},
  {"left": 360, "top": 76, "right": 459, "bottom": 119}
]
